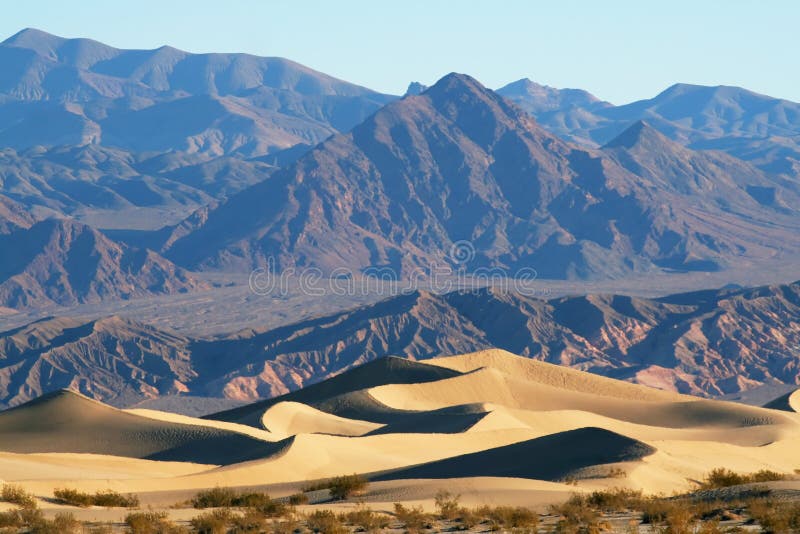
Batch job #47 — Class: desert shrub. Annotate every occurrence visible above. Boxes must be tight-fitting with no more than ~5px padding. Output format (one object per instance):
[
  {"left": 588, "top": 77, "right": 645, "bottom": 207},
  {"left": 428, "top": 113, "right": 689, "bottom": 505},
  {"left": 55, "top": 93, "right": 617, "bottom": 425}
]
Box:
[
  {"left": 53, "top": 488, "right": 93, "bottom": 507},
  {"left": 455, "top": 506, "right": 482, "bottom": 529},
  {"left": 231, "top": 508, "right": 269, "bottom": 532},
  {"left": 92, "top": 489, "right": 140, "bottom": 508},
  {"left": 434, "top": 490, "right": 461, "bottom": 520},
  {"left": 339, "top": 505, "right": 390, "bottom": 531},
  {"left": 329, "top": 474, "right": 369, "bottom": 500},
  {"left": 748, "top": 501, "right": 800, "bottom": 533},
  {"left": 254, "top": 498, "right": 288, "bottom": 518},
  {"left": 584, "top": 488, "right": 643, "bottom": 511},
  {"left": 288, "top": 492, "right": 309, "bottom": 505},
  {"left": 190, "top": 508, "right": 233, "bottom": 534},
  {"left": 306, "top": 509, "right": 348, "bottom": 534},
  {"left": 664, "top": 505, "right": 694, "bottom": 534},
  {"left": 550, "top": 497, "right": 604, "bottom": 533},
  {"left": 31, "top": 512, "right": 82, "bottom": 534},
  {"left": 394, "top": 503, "right": 433, "bottom": 532},
  {"left": 0, "top": 483, "right": 37, "bottom": 508},
  {"left": 54, "top": 487, "right": 139, "bottom": 508},
  {"left": 0, "top": 509, "right": 23, "bottom": 529},
  {"left": 191, "top": 487, "right": 238, "bottom": 508},
  {"left": 191, "top": 487, "right": 285, "bottom": 514},
  {"left": 640, "top": 497, "right": 678, "bottom": 524},
  {"left": 700, "top": 467, "right": 788, "bottom": 489},
  {"left": 487, "top": 506, "right": 539, "bottom": 528},
  {"left": 302, "top": 474, "right": 369, "bottom": 500},
  {"left": 124, "top": 511, "right": 186, "bottom": 534},
  {"left": 750, "top": 469, "right": 789, "bottom": 483},
  {"left": 0, "top": 509, "right": 81, "bottom": 534}
]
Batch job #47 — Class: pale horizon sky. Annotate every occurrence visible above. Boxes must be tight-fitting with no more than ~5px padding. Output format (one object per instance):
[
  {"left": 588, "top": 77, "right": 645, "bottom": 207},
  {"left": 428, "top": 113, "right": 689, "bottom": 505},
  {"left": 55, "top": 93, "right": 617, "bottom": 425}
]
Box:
[{"left": 1, "top": 0, "right": 797, "bottom": 105}]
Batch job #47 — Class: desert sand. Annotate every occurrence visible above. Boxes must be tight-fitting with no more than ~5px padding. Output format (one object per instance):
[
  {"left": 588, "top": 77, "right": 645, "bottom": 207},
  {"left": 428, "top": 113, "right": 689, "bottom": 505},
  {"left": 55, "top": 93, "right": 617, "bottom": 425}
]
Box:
[{"left": 0, "top": 349, "right": 798, "bottom": 522}]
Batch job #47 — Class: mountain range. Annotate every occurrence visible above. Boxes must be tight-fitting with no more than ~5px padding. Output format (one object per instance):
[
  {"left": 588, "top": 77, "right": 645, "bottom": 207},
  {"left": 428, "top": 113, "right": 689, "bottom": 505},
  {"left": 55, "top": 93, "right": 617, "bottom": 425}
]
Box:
[
  {"left": 163, "top": 73, "right": 800, "bottom": 278},
  {"left": 0, "top": 28, "right": 394, "bottom": 157},
  {"left": 0, "top": 29, "right": 800, "bottom": 412},
  {"left": 0, "top": 218, "right": 205, "bottom": 308},
  {"left": 1, "top": 280, "right": 798, "bottom": 408},
  {"left": 497, "top": 79, "right": 800, "bottom": 177}
]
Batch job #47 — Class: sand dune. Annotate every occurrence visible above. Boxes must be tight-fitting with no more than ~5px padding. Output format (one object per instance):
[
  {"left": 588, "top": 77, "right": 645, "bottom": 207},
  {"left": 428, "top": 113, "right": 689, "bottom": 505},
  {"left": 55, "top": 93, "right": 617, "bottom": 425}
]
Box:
[
  {"left": 374, "top": 427, "right": 655, "bottom": 481},
  {"left": 0, "top": 390, "right": 279, "bottom": 464},
  {"left": 0, "top": 350, "right": 799, "bottom": 510},
  {"left": 260, "top": 401, "right": 382, "bottom": 437},
  {"left": 209, "top": 356, "right": 461, "bottom": 427},
  {"left": 764, "top": 388, "right": 800, "bottom": 413},
  {"left": 427, "top": 349, "right": 689, "bottom": 402}
]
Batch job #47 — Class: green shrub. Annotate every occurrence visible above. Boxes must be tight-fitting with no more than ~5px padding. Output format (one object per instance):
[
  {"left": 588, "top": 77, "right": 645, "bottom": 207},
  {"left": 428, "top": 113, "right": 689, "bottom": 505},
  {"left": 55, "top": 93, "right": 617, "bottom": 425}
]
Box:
[
  {"left": 0, "top": 483, "right": 37, "bottom": 508},
  {"left": 306, "top": 509, "right": 348, "bottom": 533}
]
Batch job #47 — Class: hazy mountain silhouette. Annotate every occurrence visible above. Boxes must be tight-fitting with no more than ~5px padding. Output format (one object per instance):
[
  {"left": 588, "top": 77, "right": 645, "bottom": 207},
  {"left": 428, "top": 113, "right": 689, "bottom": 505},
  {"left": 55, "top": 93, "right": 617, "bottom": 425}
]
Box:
[
  {"left": 0, "top": 28, "right": 395, "bottom": 157},
  {"left": 502, "top": 79, "right": 800, "bottom": 176}
]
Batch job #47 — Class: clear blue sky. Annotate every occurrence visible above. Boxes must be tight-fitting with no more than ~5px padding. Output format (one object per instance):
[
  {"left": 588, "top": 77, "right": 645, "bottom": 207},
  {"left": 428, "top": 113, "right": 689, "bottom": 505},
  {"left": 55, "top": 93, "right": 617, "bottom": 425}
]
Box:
[{"left": 1, "top": 0, "right": 796, "bottom": 104}]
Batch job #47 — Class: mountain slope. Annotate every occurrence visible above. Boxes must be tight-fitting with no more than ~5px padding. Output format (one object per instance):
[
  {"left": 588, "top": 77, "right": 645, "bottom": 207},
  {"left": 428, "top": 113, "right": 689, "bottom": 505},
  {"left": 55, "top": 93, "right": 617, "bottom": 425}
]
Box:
[
  {"left": 0, "top": 28, "right": 395, "bottom": 157},
  {"left": 2, "top": 280, "right": 800, "bottom": 406},
  {"left": 505, "top": 80, "right": 800, "bottom": 176},
  {"left": 0, "top": 144, "right": 275, "bottom": 227},
  {"left": 166, "top": 73, "right": 800, "bottom": 277},
  {"left": 0, "top": 193, "right": 34, "bottom": 234},
  {"left": 0, "top": 316, "right": 194, "bottom": 407},
  {"left": 0, "top": 218, "right": 206, "bottom": 308},
  {"left": 193, "top": 280, "right": 800, "bottom": 399},
  {"left": 496, "top": 78, "right": 612, "bottom": 146}
]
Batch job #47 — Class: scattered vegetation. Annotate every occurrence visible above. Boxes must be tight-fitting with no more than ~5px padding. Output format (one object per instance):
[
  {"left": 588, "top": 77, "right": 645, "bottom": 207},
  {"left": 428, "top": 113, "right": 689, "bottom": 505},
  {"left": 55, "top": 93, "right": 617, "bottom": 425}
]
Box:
[
  {"left": 288, "top": 492, "right": 309, "bottom": 505},
  {"left": 53, "top": 487, "right": 139, "bottom": 508},
  {"left": 124, "top": 511, "right": 187, "bottom": 534},
  {"left": 306, "top": 509, "right": 348, "bottom": 534},
  {"left": 394, "top": 503, "right": 434, "bottom": 533},
  {"left": 0, "top": 483, "right": 37, "bottom": 508},
  {"left": 478, "top": 504, "right": 539, "bottom": 530},
  {"left": 190, "top": 487, "right": 284, "bottom": 514},
  {"left": 0, "top": 507, "right": 81, "bottom": 533},
  {"left": 338, "top": 505, "right": 391, "bottom": 531},
  {"left": 698, "top": 467, "right": 789, "bottom": 489},
  {"left": 434, "top": 490, "right": 461, "bottom": 520},
  {"left": 189, "top": 508, "right": 233, "bottom": 534},
  {"left": 302, "top": 473, "right": 369, "bottom": 501}
]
